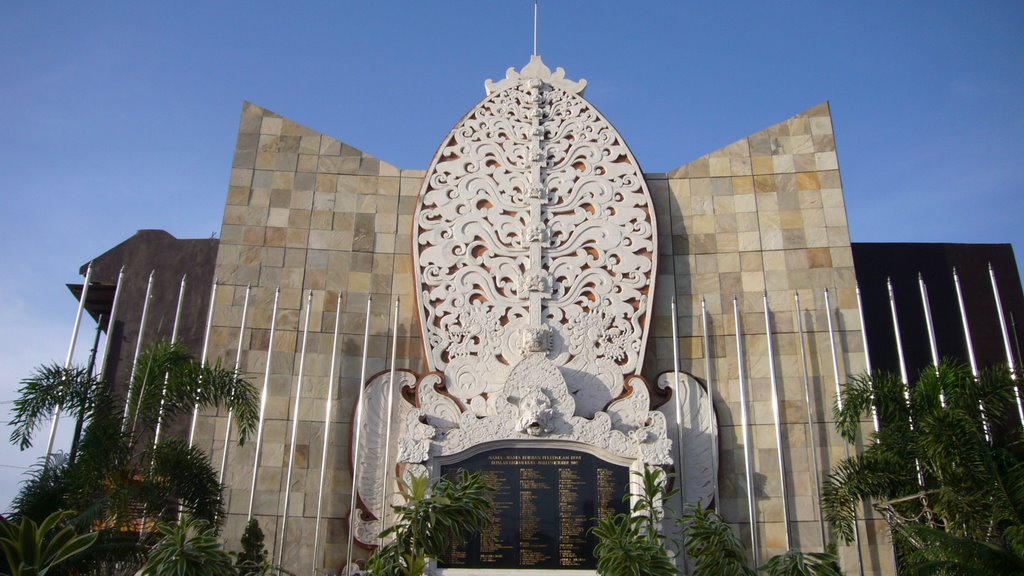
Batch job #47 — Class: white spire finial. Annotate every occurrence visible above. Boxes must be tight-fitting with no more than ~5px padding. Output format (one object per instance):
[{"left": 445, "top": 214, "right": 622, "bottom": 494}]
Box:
[{"left": 533, "top": 0, "right": 538, "bottom": 56}]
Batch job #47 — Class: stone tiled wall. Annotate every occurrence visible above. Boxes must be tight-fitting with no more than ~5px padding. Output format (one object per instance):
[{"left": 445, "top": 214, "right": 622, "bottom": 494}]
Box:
[
  {"left": 194, "top": 102, "right": 425, "bottom": 573},
  {"left": 644, "top": 102, "right": 890, "bottom": 573}
]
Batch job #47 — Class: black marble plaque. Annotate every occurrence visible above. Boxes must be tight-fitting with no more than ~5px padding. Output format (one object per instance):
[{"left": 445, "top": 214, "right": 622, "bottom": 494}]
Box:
[{"left": 438, "top": 447, "right": 630, "bottom": 570}]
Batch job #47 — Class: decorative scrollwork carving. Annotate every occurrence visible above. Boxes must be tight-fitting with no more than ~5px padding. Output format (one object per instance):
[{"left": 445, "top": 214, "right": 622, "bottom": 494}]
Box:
[{"left": 413, "top": 56, "right": 657, "bottom": 418}]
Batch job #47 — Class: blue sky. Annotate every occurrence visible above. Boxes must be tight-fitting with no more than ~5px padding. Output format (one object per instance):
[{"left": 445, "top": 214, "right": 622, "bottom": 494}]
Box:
[{"left": 0, "top": 1, "right": 1022, "bottom": 507}]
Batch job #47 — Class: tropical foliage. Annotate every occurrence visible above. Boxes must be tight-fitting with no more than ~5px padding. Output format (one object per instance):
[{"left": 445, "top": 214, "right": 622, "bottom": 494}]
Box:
[
  {"left": 823, "top": 361, "right": 1024, "bottom": 574},
  {"left": 367, "top": 470, "right": 493, "bottom": 576},
  {"left": 678, "top": 501, "right": 840, "bottom": 576},
  {"left": 140, "top": 518, "right": 234, "bottom": 576},
  {"left": 6, "top": 340, "right": 260, "bottom": 575},
  {"left": 678, "top": 502, "right": 756, "bottom": 576},
  {"left": 592, "top": 467, "right": 678, "bottom": 576},
  {"left": 235, "top": 519, "right": 268, "bottom": 575},
  {"left": 0, "top": 511, "right": 97, "bottom": 576}
]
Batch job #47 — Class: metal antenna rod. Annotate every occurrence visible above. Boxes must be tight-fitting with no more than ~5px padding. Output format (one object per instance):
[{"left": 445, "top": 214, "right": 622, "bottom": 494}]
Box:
[
  {"left": 795, "top": 292, "right": 826, "bottom": 550},
  {"left": 188, "top": 279, "right": 219, "bottom": 447},
  {"left": 220, "top": 284, "right": 252, "bottom": 483},
  {"left": 763, "top": 292, "right": 791, "bottom": 550},
  {"left": 279, "top": 290, "right": 314, "bottom": 565},
  {"left": 314, "top": 292, "right": 343, "bottom": 575},
  {"left": 248, "top": 287, "right": 281, "bottom": 522},
  {"left": 346, "top": 296, "right": 374, "bottom": 574},
  {"left": 46, "top": 262, "right": 93, "bottom": 462},
  {"left": 733, "top": 297, "right": 759, "bottom": 565}
]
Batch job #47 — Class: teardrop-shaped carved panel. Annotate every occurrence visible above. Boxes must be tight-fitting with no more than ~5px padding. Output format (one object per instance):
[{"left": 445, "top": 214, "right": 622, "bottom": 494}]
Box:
[{"left": 413, "top": 58, "right": 657, "bottom": 417}]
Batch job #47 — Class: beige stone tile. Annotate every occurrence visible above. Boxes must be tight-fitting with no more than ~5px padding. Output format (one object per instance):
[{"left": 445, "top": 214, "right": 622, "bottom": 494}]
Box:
[
  {"left": 751, "top": 156, "right": 774, "bottom": 175},
  {"left": 772, "top": 154, "right": 795, "bottom": 174}
]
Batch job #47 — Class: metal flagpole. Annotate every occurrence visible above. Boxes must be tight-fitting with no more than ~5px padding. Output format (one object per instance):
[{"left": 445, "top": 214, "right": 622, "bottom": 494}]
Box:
[
  {"left": 1013, "top": 313, "right": 1023, "bottom": 371},
  {"left": 314, "top": 292, "right": 343, "bottom": 574},
  {"left": 919, "top": 274, "right": 940, "bottom": 372},
  {"left": 124, "top": 270, "right": 155, "bottom": 427},
  {"left": 670, "top": 297, "right": 691, "bottom": 576},
  {"left": 953, "top": 269, "right": 979, "bottom": 378},
  {"left": 953, "top": 268, "right": 989, "bottom": 441},
  {"left": 919, "top": 274, "right": 945, "bottom": 408},
  {"left": 46, "top": 262, "right": 93, "bottom": 462},
  {"left": 854, "top": 284, "right": 880, "bottom": 432},
  {"left": 279, "top": 290, "right": 314, "bottom": 565},
  {"left": 98, "top": 266, "right": 125, "bottom": 382},
  {"left": 887, "top": 279, "right": 911, "bottom": 387},
  {"left": 346, "top": 296, "right": 374, "bottom": 574},
  {"left": 886, "top": 283, "right": 930, "bottom": 498},
  {"left": 670, "top": 298, "right": 686, "bottom": 489},
  {"left": 825, "top": 288, "right": 866, "bottom": 576},
  {"left": 700, "top": 297, "right": 718, "bottom": 507},
  {"left": 378, "top": 298, "right": 401, "bottom": 547},
  {"left": 989, "top": 263, "right": 1024, "bottom": 423},
  {"left": 188, "top": 279, "right": 218, "bottom": 447},
  {"left": 763, "top": 292, "right": 791, "bottom": 550},
  {"left": 248, "top": 287, "right": 281, "bottom": 522},
  {"left": 795, "top": 291, "right": 827, "bottom": 549},
  {"left": 733, "top": 297, "right": 759, "bottom": 565},
  {"left": 85, "top": 314, "right": 104, "bottom": 379},
  {"left": 152, "top": 274, "right": 187, "bottom": 445},
  {"left": 220, "top": 284, "right": 252, "bottom": 483}
]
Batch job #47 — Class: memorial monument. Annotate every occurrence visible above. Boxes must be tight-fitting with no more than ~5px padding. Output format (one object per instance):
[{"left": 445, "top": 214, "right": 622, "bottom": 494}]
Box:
[
  {"left": 346, "top": 56, "right": 708, "bottom": 573},
  {"left": 191, "top": 52, "right": 894, "bottom": 574}
]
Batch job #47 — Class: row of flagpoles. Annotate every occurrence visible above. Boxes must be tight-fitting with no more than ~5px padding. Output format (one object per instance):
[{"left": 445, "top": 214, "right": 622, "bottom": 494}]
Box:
[{"left": 49, "top": 260, "right": 1024, "bottom": 573}]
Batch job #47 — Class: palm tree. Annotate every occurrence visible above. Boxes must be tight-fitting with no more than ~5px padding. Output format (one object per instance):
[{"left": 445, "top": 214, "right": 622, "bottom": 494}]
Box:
[
  {"left": 7, "top": 340, "right": 260, "bottom": 574},
  {"left": 823, "top": 360, "right": 1024, "bottom": 573}
]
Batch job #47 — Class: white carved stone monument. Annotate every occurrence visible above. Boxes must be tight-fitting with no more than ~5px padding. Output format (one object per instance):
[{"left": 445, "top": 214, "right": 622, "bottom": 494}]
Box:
[{"left": 350, "top": 57, "right": 716, "bottom": 573}]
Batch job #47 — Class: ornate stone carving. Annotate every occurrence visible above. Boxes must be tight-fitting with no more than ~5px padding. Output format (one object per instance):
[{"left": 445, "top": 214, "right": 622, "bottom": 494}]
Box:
[
  {"left": 656, "top": 371, "right": 719, "bottom": 508},
  {"left": 408, "top": 354, "right": 671, "bottom": 465},
  {"left": 518, "top": 326, "right": 550, "bottom": 354},
  {"left": 515, "top": 388, "right": 555, "bottom": 436},
  {"left": 351, "top": 369, "right": 417, "bottom": 548},
  {"left": 413, "top": 56, "right": 657, "bottom": 418},
  {"left": 485, "top": 55, "right": 588, "bottom": 96}
]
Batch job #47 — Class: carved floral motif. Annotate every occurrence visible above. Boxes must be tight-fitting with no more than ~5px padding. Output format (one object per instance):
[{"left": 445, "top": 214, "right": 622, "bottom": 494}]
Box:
[{"left": 413, "top": 56, "right": 657, "bottom": 418}]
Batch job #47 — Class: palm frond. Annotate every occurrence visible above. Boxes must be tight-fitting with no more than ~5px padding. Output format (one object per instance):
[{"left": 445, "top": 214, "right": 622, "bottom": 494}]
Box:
[
  {"left": 897, "top": 522, "right": 1024, "bottom": 575},
  {"left": 835, "top": 373, "right": 879, "bottom": 443},
  {"left": 8, "top": 364, "right": 99, "bottom": 450},
  {"left": 145, "top": 439, "right": 225, "bottom": 527}
]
